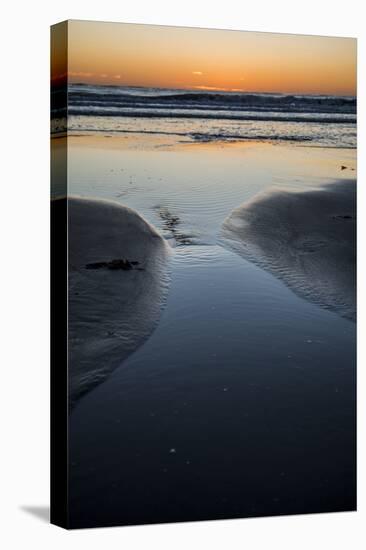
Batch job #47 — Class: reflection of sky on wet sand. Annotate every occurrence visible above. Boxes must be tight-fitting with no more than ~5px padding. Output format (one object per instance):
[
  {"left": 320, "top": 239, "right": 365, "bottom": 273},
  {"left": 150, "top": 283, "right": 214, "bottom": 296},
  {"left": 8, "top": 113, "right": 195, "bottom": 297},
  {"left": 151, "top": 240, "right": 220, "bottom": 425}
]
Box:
[
  {"left": 66, "top": 135, "right": 356, "bottom": 527},
  {"left": 66, "top": 136, "right": 356, "bottom": 242}
]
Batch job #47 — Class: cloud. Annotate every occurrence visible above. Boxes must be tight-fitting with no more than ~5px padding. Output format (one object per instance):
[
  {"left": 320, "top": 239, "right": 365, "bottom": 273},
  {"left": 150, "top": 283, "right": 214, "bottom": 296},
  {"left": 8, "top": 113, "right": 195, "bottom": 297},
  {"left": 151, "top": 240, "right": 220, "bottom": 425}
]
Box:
[
  {"left": 114, "top": 74, "right": 121, "bottom": 79},
  {"left": 192, "top": 85, "right": 247, "bottom": 93},
  {"left": 192, "top": 71, "right": 203, "bottom": 75},
  {"left": 68, "top": 71, "right": 94, "bottom": 78},
  {"left": 192, "top": 85, "right": 226, "bottom": 91}
]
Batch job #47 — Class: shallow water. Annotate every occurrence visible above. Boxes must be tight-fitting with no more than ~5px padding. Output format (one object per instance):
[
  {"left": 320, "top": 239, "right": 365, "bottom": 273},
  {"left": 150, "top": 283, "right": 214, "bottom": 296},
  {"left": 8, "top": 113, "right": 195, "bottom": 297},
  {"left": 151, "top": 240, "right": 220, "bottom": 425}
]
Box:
[
  {"left": 67, "top": 137, "right": 356, "bottom": 240},
  {"left": 65, "top": 137, "right": 356, "bottom": 527}
]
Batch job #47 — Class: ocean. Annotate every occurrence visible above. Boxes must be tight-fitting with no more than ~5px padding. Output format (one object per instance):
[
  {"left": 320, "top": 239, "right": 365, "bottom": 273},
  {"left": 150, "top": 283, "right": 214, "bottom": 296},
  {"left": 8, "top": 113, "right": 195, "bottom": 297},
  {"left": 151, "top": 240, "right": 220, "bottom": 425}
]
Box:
[{"left": 51, "top": 83, "right": 356, "bottom": 148}]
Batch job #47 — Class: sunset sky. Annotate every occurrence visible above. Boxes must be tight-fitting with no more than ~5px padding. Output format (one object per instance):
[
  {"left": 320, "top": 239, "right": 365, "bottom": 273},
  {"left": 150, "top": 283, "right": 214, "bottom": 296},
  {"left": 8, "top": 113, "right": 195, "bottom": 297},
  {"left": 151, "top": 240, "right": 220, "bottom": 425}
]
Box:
[{"left": 56, "top": 20, "right": 356, "bottom": 96}]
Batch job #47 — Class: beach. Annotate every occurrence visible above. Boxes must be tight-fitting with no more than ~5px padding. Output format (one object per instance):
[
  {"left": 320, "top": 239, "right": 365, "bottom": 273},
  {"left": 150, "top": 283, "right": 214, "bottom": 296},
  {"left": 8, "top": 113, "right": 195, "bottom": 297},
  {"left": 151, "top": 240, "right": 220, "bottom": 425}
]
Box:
[
  {"left": 223, "top": 179, "right": 356, "bottom": 320},
  {"left": 47, "top": 19, "right": 358, "bottom": 529},
  {"left": 68, "top": 197, "right": 170, "bottom": 407},
  {"left": 61, "top": 134, "right": 356, "bottom": 527}
]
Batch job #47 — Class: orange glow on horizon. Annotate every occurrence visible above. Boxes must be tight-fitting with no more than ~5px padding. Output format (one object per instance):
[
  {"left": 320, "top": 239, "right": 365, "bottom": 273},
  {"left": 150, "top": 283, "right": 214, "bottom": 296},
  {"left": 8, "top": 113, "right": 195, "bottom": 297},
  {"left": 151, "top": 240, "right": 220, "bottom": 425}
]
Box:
[{"left": 59, "top": 20, "right": 356, "bottom": 96}]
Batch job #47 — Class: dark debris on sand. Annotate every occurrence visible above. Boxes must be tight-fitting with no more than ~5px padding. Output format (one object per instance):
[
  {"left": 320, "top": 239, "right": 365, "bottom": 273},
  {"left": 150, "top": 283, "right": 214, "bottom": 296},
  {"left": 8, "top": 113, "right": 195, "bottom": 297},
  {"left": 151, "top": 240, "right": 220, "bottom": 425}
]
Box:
[
  {"left": 156, "top": 206, "right": 194, "bottom": 245},
  {"left": 332, "top": 214, "right": 355, "bottom": 221},
  {"left": 85, "top": 259, "right": 142, "bottom": 271}
]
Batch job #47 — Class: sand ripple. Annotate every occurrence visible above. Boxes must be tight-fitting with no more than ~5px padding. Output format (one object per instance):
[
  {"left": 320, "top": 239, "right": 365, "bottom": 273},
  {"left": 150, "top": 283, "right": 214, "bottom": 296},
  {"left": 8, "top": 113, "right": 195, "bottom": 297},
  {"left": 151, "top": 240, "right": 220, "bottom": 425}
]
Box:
[
  {"left": 68, "top": 197, "right": 171, "bottom": 407},
  {"left": 221, "top": 180, "right": 356, "bottom": 321}
]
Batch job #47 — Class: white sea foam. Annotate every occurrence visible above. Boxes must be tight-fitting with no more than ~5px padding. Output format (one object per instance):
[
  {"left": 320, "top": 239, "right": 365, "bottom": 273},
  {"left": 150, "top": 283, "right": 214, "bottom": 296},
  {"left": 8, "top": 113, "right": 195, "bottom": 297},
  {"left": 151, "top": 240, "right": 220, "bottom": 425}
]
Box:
[{"left": 51, "top": 84, "right": 357, "bottom": 148}]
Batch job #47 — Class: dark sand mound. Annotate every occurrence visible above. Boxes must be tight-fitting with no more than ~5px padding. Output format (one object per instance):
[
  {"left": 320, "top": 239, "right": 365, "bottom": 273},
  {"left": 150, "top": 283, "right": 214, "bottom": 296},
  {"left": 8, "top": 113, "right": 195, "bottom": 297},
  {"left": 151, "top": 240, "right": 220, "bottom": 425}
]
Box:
[
  {"left": 68, "top": 197, "right": 170, "bottom": 407},
  {"left": 222, "top": 181, "right": 356, "bottom": 320}
]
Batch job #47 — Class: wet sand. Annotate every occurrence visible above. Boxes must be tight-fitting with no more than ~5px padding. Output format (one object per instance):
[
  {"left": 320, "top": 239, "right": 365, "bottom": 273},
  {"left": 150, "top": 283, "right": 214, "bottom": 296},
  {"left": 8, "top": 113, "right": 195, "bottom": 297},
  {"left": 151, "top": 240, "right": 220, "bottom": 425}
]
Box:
[
  {"left": 68, "top": 197, "right": 170, "bottom": 407},
  {"left": 64, "top": 138, "right": 356, "bottom": 527},
  {"left": 222, "top": 180, "right": 356, "bottom": 320}
]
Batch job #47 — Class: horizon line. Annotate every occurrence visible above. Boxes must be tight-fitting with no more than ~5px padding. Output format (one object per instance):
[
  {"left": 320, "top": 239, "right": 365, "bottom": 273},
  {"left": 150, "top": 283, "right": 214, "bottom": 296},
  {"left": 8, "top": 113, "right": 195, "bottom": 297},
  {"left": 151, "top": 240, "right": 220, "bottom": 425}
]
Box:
[{"left": 53, "top": 78, "right": 356, "bottom": 97}]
